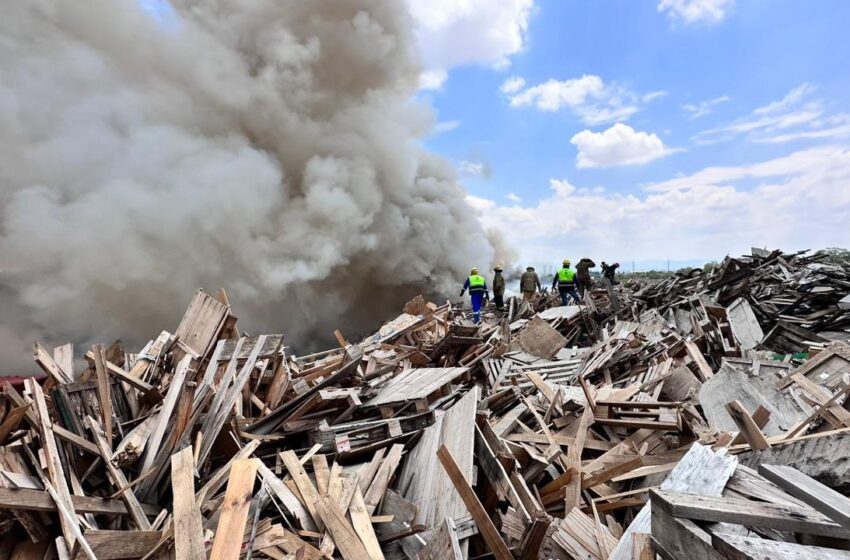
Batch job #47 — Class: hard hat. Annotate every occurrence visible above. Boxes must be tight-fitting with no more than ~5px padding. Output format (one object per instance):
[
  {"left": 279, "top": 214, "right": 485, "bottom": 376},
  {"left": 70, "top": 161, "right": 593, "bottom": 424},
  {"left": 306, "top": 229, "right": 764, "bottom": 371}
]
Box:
[
  {"left": 494, "top": 265, "right": 503, "bottom": 272},
  {"left": 526, "top": 266, "right": 534, "bottom": 271},
  {"left": 563, "top": 259, "right": 571, "bottom": 267},
  {"left": 471, "top": 267, "right": 479, "bottom": 275}
]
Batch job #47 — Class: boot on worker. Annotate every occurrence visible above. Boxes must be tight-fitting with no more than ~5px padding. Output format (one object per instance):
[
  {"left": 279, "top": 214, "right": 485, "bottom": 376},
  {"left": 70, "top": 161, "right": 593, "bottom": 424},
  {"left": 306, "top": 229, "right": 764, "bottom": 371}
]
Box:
[
  {"left": 459, "top": 267, "right": 489, "bottom": 324},
  {"left": 552, "top": 259, "right": 579, "bottom": 306}
]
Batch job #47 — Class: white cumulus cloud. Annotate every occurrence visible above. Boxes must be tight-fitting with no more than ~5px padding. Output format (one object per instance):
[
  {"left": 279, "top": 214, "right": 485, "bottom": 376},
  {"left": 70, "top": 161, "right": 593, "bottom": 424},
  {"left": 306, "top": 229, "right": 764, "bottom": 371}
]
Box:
[
  {"left": 506, "top": 192, "right": 521, "bottom": 202},
  {"left": 408, "top": 0, "right": 534, "bottom": 89},
  {"left": 570, "top": 123, "right": 676, "bottom": 168},
  {"left": 658, "top": 0, "right": 735, "bottom": 24},
  {"left": 458, "top": 160, "right": 485, "bottom": 176},
  {"left": 465, "top": 145, "right": 850, "bottom": 263},
  {"left": 503, "top": 75, "right": 662, "bottom": 125}
]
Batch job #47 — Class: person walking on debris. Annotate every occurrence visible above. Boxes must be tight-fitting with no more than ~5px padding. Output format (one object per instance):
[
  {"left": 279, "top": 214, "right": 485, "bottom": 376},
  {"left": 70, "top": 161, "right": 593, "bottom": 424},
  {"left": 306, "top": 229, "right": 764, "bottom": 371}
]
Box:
[
  {"left": 575, "top": 257, "right": 596, "bottom": 298},
  {"left": 492, "top": 265, "right": 506, "bottom": 312},
  {"left": 460, "top": 267, "right": 489, "bottom": 324},
  {"left": 520, "top": 266, "right": 541, "bottom": 301},
  {"left": 552, "top": 259, "right": 579, "bottom": 306}
]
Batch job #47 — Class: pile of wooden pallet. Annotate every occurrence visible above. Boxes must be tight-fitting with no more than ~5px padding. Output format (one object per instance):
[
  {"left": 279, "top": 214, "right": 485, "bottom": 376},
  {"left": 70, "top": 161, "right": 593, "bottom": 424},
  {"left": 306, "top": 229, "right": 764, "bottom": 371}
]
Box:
[{"left": 0, "top": 247, "right": 848, "bottom": 559}]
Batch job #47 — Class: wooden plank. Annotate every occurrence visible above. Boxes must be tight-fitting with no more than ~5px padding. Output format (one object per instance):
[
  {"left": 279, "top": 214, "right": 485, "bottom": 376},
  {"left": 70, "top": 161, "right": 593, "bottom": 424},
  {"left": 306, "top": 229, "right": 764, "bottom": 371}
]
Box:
[
  {"left": 139, "top": 355, "right": 192, "bottom": 474},
  {"left": 255, "top": 461, "right": 317, "bottom": 531},
  {"left": 72, "top": 530, "right": 162, "bottom": 560},
  {"left": 34, "top": 342, "right": 73, "bottom": 384},
  {"left": 85, "top": 416, "right": 152, "bottom": 530},
  {"left": 711, "top": 531, "right": 850, "bottom": 560},
  {"left": 27, "top": 379, "right": 78, "bottom": 549},
  {"left": 650, "top": 489, "right": 846, "bottom": 538},
  {"left": 348, "top": 485, "right": 384, "bottom": 560},
  {"left": 725, "top": 400, "right": 771, "bottom": 450},
  {"left": 209, "top": 459, "right": 259, "bottom": 560},
  {"left": 54, "top": 343, "right": 75, "bottom": 381},
  {"left": 565, "top": 405, "right": 593, "bottom": 513},
  {"left": 759, "top": 463, "right": 850, "bottom": 531},
  {"left": 280, "top": 450, "right": 324, "bottom": 531},
  {"left": 436, "top": 444, "right": 513, "bottom": 560},
  {"left": 170, "top": 447, "right": 205, "bottom": 560},
  {"left": 685, "top": 340, "right": 713, "bottom": 380},
  {"left": 314, "top": 496, "right": 371, "bottom": 560},
  {"left": 0, "top": 487, "right": 159, "bottom": 515},
  {"left": 0, "top": 405, "right": 30, "bottom": 444},
  {"left": 364, "top": 444, "right": 404, "bottom": 515},
  {"left": 92, "top": 345, "right": 113, "bottom": 447},
  {"left": 730, "top": 406, "right": 770, "bottom": 446}
]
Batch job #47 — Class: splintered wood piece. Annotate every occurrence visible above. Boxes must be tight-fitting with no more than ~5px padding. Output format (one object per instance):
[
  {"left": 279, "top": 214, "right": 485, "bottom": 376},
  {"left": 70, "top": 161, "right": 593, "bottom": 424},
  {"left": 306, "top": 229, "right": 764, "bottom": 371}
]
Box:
[
  {"left": 209, "top": 459, "right": 259, "bottom": 560},
  {"left": 314, "top": 496, "right": 371, "bottom": 560},
  {"left": 436, "top": 444, "right": 513, "bottom": 560},
  {"left": 685, "top": 340, "right": 713, "bottom": 381},
  {"left": 725, "top": 401, "right": 771, "bottom": 450},
  {"left": 759, "top": 463, "right": 850, "bottom": 531},
  {"left": 140, "top": 356, "right": 192, "bottom": 474},
  {"left": 170, "top": 447, "right": 205, "bottom": 560}
]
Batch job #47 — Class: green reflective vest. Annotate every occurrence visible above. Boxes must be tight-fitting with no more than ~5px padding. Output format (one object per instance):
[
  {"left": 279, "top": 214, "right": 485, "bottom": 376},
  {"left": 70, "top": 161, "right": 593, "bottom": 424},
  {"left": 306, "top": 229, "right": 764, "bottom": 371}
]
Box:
[
  {"left": 468, "top": 274, "right": 486, "bottom": 293},
  {"left": 557, "top": 268, "right": 575, "bottom": 285}
]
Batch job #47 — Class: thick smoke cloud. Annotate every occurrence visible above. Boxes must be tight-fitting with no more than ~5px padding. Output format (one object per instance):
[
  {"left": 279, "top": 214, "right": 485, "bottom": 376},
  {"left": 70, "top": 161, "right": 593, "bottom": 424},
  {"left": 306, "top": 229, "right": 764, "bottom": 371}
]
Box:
[{"left": 0, "top": 0, "right": 499, "bottom": 373}]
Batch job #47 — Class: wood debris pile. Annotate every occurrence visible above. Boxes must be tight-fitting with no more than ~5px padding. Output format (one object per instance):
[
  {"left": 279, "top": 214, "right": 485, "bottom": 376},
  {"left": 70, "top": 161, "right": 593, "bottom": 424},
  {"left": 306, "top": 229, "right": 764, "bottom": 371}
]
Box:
[{"left": 0, "top": 247, "right": 848, "bottom": 559}]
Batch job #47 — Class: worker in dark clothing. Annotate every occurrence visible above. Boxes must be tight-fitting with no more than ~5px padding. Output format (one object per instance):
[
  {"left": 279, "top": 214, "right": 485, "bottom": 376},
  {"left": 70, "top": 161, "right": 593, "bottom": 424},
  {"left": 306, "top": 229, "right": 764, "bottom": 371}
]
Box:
[
  {"left": 460, "top": 267, "right": 489, "bottom": 324},
  {"left": 520, "top": 266, "right": 541, "bottom": 301},
  {"left": 575, "top": 258, "right": 596, "bottom": 297},
  {"left": 551, "top": 259, "right": 579, "bottom": 306},
  {"left": 600, "top": 261, "right": 621, "bottom": 313},
  {"left": 492, "top": 266, "right": 506, "bottom": 312},
  {"left": 601, "top": 262, "right": 620, "bottom": 284}
]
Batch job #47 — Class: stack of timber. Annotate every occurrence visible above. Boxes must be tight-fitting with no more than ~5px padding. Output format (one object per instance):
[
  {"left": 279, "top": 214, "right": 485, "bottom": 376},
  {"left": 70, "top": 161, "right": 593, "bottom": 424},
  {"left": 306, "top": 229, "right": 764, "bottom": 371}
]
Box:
[{"left": 0, "top": 246, "right": 848, "bottom": 559}]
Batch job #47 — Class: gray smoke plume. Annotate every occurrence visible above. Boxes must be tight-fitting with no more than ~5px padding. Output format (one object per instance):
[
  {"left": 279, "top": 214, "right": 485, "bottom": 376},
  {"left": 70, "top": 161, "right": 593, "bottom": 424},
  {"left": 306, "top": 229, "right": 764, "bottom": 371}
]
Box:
[{"left": 0, "top": 0, "right": 502, "bottom": 373}]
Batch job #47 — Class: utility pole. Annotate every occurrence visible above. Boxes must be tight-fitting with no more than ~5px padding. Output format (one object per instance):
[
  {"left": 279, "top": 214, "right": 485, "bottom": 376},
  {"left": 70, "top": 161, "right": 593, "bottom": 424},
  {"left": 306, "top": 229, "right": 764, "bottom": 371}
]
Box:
[{"left": 667, "top": 258, "right": 670, "bottom": 272}]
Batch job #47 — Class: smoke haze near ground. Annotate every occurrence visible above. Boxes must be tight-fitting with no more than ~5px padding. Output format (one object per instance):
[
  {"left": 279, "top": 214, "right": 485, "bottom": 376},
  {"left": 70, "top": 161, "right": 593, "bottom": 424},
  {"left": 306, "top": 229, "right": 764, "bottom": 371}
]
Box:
[{"left": 0, "top": 0, "right": 503, "bottom": 373}]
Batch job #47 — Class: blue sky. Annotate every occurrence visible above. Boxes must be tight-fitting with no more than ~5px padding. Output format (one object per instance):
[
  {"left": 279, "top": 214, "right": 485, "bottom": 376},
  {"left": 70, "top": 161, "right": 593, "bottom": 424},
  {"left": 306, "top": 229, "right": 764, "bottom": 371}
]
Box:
[{"left": 410, "top": 0, "right": 850, "bottom": 269}]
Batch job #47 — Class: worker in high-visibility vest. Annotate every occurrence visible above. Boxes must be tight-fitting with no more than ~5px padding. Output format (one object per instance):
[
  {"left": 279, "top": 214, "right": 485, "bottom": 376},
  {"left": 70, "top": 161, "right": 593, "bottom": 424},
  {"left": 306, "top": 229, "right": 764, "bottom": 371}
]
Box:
[
  {"left": 551, "top": 259, "right": 579, "bottom": 306},
  {"left": 460, "top": 267, "right": 489, "bottom": 324}
]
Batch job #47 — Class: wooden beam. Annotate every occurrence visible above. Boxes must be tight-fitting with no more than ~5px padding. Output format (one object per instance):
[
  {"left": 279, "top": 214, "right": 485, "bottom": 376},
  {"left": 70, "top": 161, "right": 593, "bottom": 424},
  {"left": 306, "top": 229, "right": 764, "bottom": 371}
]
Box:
[
  {"left": 759, "top": 463, "right": 850, "bottom": 531},
  {"left": 650, "top": 489, "right": 846, "bottom": 539},
  {"left": 436, "top": 444, "right": 513, "bottom": 560},
  {"left": 711, "top": 531, "right": 850, "bottom": 560}
]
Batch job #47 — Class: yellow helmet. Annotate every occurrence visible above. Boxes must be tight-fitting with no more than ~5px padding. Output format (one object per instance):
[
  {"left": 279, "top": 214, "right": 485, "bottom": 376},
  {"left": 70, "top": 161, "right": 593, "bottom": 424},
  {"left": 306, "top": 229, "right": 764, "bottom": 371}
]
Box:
[
  {"left": 563, "top": 259, "right": 571, "bottom": 267},
  {"left": 470, "top": 267, "right": 479, "bottom": 275}
]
